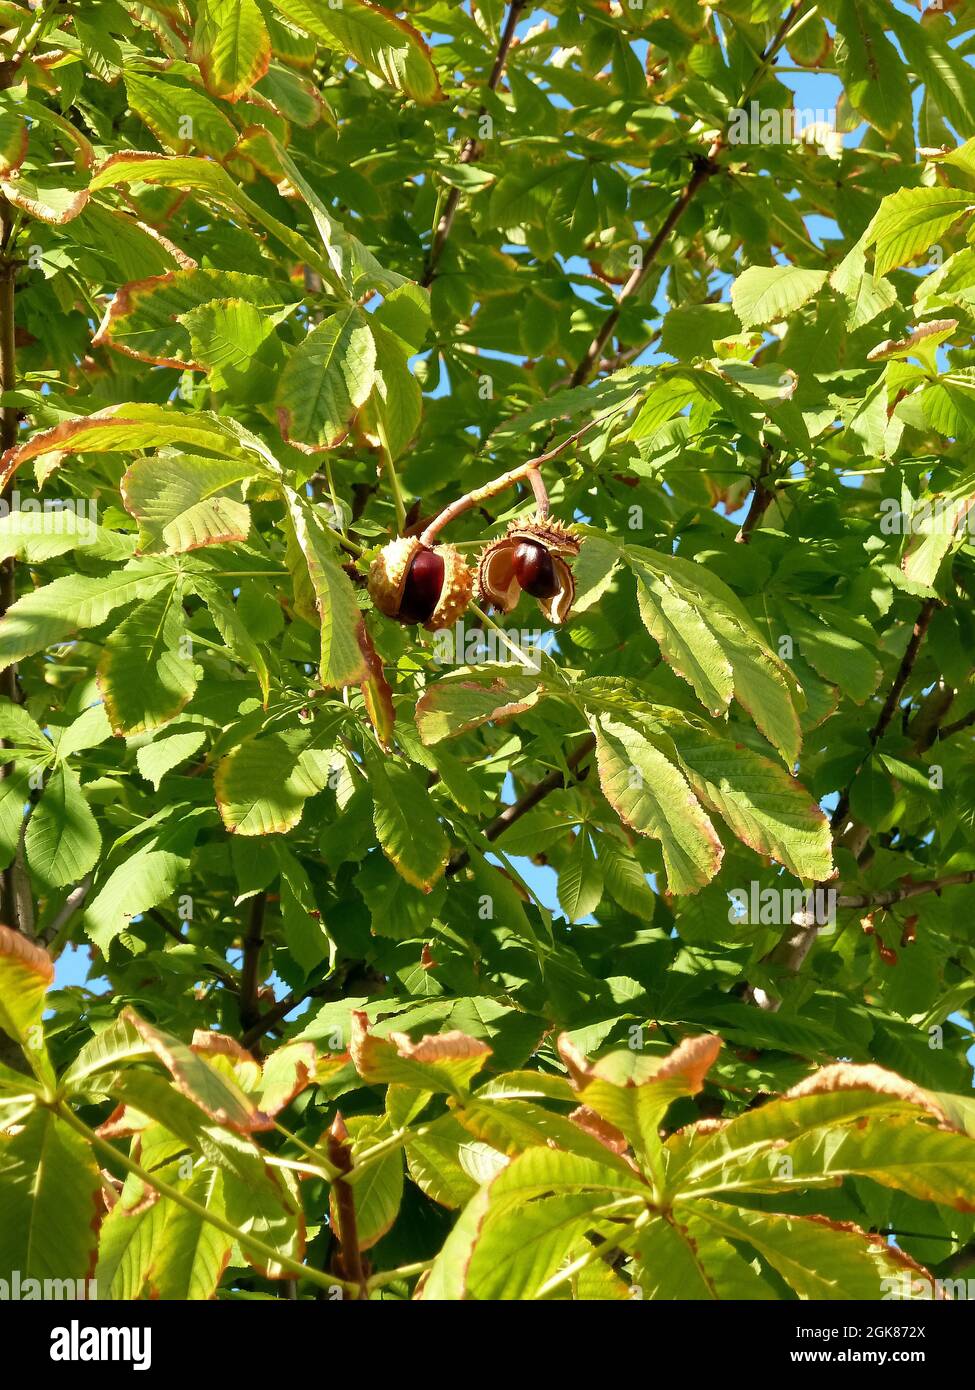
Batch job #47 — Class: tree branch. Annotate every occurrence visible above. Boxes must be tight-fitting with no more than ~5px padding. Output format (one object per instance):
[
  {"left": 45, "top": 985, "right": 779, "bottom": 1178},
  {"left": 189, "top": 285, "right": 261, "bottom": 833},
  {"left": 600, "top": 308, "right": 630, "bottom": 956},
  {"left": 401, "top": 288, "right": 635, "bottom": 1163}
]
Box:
[
  {"left": 446, "top": 732, "right": 596, "bottom": 877},
  {"left": 750, "top": 595, "right": 940, "bottom": 1008},
  {"left": 422, "top": 0, "right": 526, "bottom": 286},
  {"left": 568, "top": 2, "right": 808, "bottom": 390},
  {"left": 735, "top": 445, "right": 775, "bottom": 544},
  {"left": 836, "top": 872, "right": 975, "bottom": 911}
]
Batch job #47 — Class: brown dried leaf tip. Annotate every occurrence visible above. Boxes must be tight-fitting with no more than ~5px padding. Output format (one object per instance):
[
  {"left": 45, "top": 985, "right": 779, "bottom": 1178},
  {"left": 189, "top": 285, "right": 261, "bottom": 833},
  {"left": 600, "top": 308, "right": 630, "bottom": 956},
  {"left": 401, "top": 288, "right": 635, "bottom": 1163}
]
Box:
[
  {"left": 477, "top": 518, "right": 580, "bottom": 624},
  {"left": 367, "top": 536, "right": 474, "bottom": 630}
]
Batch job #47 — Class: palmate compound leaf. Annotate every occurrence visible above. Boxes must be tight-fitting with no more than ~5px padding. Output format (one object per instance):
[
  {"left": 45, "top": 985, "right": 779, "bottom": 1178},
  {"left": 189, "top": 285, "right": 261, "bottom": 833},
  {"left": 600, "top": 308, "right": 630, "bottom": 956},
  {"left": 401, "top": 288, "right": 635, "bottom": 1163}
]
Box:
[
  {"left": 425, "top": 1044, "right": 972, "bottom": 1299},
  {"left": 633, "top": 1204, "right": 929, "bottom": 1301},
  {"left": 622, "top": 543, "right": 802, "bottom": 764},
  {"left": 591, "top": 715, "right": 723, "bottom": 895}
]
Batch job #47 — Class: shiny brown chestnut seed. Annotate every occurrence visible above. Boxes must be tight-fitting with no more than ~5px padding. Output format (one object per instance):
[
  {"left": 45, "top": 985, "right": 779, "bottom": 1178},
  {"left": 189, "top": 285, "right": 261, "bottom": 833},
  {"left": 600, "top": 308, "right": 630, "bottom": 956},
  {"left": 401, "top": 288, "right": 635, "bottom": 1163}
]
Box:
[
  {"left": 512, "top": 540, "right": 559, "bottom": 599},
  {"left": 398, "top": 547, "right": 445, "bottom": 624}
]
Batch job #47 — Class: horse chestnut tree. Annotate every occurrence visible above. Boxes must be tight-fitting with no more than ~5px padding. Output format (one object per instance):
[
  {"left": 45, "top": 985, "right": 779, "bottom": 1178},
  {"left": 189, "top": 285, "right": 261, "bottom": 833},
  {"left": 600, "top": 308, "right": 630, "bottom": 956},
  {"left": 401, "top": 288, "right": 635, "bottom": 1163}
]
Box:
[{"left": 0, "top": 0, "right": 974, "bottom": 1329}]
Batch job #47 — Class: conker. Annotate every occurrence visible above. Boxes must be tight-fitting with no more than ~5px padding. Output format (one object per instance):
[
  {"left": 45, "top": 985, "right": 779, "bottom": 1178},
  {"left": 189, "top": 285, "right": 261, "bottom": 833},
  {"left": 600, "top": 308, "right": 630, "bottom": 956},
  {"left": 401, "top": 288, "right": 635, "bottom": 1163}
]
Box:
[
  {"left": 398, "top": 546, "right": 444, "bottom": 623},
  {"left": 512, "top": 540, "right": 559, "bottom": 599}
]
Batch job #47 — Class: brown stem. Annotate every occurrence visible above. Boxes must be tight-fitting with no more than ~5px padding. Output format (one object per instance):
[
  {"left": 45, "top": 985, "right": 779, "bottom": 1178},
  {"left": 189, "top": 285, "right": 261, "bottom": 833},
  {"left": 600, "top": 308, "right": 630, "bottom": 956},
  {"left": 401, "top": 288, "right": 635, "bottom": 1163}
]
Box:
[
  {"left": 326, "top": 1113, "right": 368, "bottom": 1299},
  {"left": 736, "top": 446, "right": 775, "bottom": 544},
  {"left": 422, "top": 0, "right": 526, "bottom": 285},
  {"left": 836, "top": 872, "right": 975, "bottom": 911},
  {"left": 239, "top": 890, "right": 267, "bottom": 1037},
  {"left": 569, "top": 151, "right": 720, "bottom": 389},
  {"left": 240, "top": 969, "right": 347, "bottom": 1050},
  {"left": 829, "top": 597, "right": 938, "bottom": 838},
  {"left": 567, "top": 1, "right": 808, "bottom": 389},
  {"left": 446, "top": 732, "right": 596, "bottom": 877},
  {"left": 418, "top": 411, "right": 620, "bottom": 546}
]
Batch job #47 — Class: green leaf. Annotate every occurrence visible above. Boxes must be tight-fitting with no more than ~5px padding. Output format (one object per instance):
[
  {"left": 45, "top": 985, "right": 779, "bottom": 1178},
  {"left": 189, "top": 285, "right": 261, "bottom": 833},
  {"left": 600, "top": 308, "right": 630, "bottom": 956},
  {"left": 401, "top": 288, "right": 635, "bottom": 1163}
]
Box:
[
  {"left": 362, "top": 743, "right": 450, "bottom": 891},
  {"left": 179, "top": 298, "right": 285, "bottom": 402},
  {"left": 834, "top": 0, "right": 912, "bottom": 139},
  {"left": 136, "top": 731, "right": 207, "bottom": 791},
  {"left": 84, "top": 847, "right": 189, "bottom": 953},
  {"left": 415, "top": 668, "right": 542, "bottom": 745},
  {"left": 0, "top": 1109, "right": 101, "bottom": 1283},
  {"left": 275, "top": 308, "right": 376, "bottom": 451},
  {"left": 0, "top": 923, "right": 53, "bottom": 1048},
  {"left": 284, "top": 493, "right": 369, "bottom": 687},
  {"left": 592, "top": 716, "right": 723, "bottom": 895},
  {"left": 97, "top": 589, "right": 198, "bottom": 736},
  {"left": 692, "top": 1201, "right": 926, "bottom": 1301},
  {"left": 731, "top": 266, "right": 828, "bottom": 330},
  {"left": 191, "top": 0, "right": 271, "bottom": 100},
  {"left": 272, "top": 0, "right": 443, "bottom": 104},
  {"left": 122, "top": 455, "right": 255, "bottom": 555},
  {"left": 340, "top": 1116, "right": 404, "bottom": 1250},
  {"left": 215, "top": 732, "right": 331, "bottom": 836},
  {"left": 865, "top": 188, "right": 974, "bottom": 280},
  {"left": 0, "top": 561, "right": 174, "bottom": 672},
  {"left": 625, "top": 545, "right": 801, "bottom": 764},
  {"left": 656, "top": 716, "right": 834, "bottom": 882},
  {"left": 557, "top": 831, "right": 603, "bottom": 922},
  {"left": 95, "top": 269, "right": 298, "bottom": 369},
  {"left": 24, "top": 764, "right": 101, "bottom": 890}
]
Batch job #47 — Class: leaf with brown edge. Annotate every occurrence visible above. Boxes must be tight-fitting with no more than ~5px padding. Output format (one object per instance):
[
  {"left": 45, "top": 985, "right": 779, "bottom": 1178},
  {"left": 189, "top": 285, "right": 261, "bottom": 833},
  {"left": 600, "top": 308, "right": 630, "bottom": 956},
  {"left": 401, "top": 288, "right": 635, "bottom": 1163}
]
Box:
[
  {"left": 358, "top": 621, "right": 395, "bottom": 752},
  {"left": 0, "top": 403, "right": 235, "bottom": 492},
  {"left": 121, "top": 1008, "right": 273, "bottom": 1133},
  {"left": 556, "top": 1032, "right": 720, "bottom": 1180},
  {"left": 0, "top": 174, "right": 89, "bottom": 225},
  {"left": 0, "top": 923, "right": 53, "bottom": 1047},
  {"left": 258, "top": 1042, "right": 318, "bottom": 1117},
  {"left": 415, "top": 671, "right": 543, "bottom": 745},
  {"left": 191, "top": 1029, "right": 263, "bottom": 1093},
  {"left": 93, "top": 268, "right": 297, "bottom": 369},
  {"left": 783, "top": 1062, "right": 951, "bottom": 1124},
  {"left": 350, "top": 1010, "right": 490, "bottom": 1096},
  {"left": 191, "top": 0, "right": 272, "bottom": 102},
  {"left": 0, "top": 109, "right": 28, "bottom": 177},
  {"left": 285, "top": 491, "right": 369, "bottom": 688},
  {"left": 592, "top": 716, "right": 723, "bottom": 896}
]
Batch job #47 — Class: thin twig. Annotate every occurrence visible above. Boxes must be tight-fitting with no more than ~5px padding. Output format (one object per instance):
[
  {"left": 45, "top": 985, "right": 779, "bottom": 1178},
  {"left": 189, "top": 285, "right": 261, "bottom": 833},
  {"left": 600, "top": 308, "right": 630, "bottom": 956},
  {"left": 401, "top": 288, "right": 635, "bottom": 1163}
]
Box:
[
  {"left": 446, "top": 732, "right": 596, "bottom": 877},
  {"left": 568, "top": 1, "right": 808, "bottom": 389},
  {"left": 422, "top": 0, "right": 527, "bottom": 285}
]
